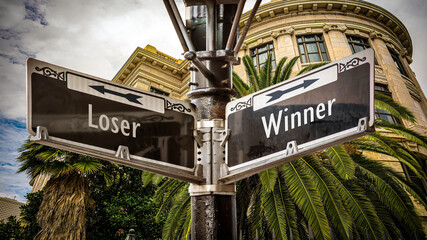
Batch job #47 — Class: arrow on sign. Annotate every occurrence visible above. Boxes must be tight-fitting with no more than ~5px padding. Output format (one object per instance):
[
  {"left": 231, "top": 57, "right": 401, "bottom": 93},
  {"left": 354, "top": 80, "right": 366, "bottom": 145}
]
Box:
[
  {"left": 265, "top": 79, "right": 318, "bottom": 103},
  {"left": 90, "top": 85, "right": 143, "bottom": 105}
]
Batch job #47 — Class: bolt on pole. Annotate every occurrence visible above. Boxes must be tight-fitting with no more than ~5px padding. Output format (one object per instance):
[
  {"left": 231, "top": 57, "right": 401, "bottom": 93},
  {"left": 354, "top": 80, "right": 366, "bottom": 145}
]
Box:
[{"left": 163, "top": 0, "right": 261, "bottom": 238}]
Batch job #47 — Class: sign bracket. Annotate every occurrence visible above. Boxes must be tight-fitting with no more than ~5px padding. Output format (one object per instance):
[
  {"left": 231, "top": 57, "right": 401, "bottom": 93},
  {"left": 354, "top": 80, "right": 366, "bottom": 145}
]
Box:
[
  {"left": 193, "top": 130, "right": 203, "bottom": 148},
  {"left": 357, "top": 117, "right": 369, "bottom": 132},
  {"left": 285, "top": 141, "right": 298, "bottom": 156},
  {"left": 30, "top": 126, "right": 49, "bottom": 141},
  {"left": 115, "top": 145, "right": 131, "bottom": 161},
  {"left": 216, "top": 129, "right": 230, "bottom": 148}
]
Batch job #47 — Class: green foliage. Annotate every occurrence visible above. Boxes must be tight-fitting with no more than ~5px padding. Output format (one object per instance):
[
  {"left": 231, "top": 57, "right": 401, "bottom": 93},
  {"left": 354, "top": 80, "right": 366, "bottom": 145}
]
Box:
[
  {"left": 86, "top": 166, "right": 164, "bottom": 240},
  {"left": 0, "top": 216, "right": 25, "bottom": 240},
  {"left": 0, "top": 191, "right": 44, "bottom": 240},
  {"left": 20, "top": 191, "right": 44, "bottom": 239},
  {"left": 374, "top": 92, "right": 416, "bottom": 122},
  {"left": 147, "top": 54, "right": 427, "bottom": 240},
  {"left": 17, "top": 140, "right": 163, "bottom": 239}
]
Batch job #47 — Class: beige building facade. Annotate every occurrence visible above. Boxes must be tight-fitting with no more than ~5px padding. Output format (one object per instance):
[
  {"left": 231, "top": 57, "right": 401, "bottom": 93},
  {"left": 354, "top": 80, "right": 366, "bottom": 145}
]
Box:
[
  {"left": 232, "top": 0, "right": 427, "bottom": 180},
  {"left": 113, "top": 0, "right": 427, "bottom": 229},
  {"left": 29, "top": 0, "right": 426, "bottom": 231},
  {"left": 113, "top": 45, "right": 191, "bottom": 100}
]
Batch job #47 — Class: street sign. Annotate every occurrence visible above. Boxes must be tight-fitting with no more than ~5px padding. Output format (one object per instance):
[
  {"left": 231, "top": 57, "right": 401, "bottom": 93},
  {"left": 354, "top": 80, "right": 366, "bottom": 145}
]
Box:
[
  {"left": 27, "top": 58, "right": 203, "bottom": 183},
  {"left": 222, "top": 49, "right": 375, "bottom": 183}
]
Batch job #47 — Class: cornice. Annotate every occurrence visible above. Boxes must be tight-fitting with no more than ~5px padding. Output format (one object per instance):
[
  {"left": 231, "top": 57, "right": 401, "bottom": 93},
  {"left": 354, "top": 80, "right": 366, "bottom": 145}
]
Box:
[
  {"left": 112, "top": 47, "right": 190, "bottom": 83},
  {"left": 240, "top": 0, "right": 413, "bottom": 57},
  {"left": 122, "top": 68, "right": 190, "bottom": 95}
]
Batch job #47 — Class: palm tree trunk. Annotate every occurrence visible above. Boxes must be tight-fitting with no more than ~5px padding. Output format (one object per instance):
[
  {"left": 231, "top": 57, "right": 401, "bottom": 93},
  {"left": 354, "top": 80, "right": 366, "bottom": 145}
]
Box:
[{"left": 35, "top": 172, "right": 92, "bottom": 240}]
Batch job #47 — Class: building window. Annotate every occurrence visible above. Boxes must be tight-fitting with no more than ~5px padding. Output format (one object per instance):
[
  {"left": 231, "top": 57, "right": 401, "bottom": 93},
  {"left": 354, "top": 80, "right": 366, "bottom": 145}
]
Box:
[
  {"left": 150, "top": 87, "right": 170, "bottom": 96},
  {"left": 250, "top": 42, "right": 276, "bottom": 71},
  {"left": 374, "top": 84, "right": 392, "bottom": 96},
  {"left": 375, "top": 108, "right": 401, "bottom": 124},
  {"left": 401, "top": 162, "right": 427, "bottom": 194},
  {"left": 347, "top": 35, "right": 379, "bottom": 65},
  {"left": 374, "top": 84, "right": 400, "bottom": 124},
  {"left": 347, "top": 36, "right": 371, "bottom": 54},
  {"left": 389, "top": 50, "right": 409, "bottom": 78},
  {"left": 297, "top": 34, "right": 328, "bottom": 63}
]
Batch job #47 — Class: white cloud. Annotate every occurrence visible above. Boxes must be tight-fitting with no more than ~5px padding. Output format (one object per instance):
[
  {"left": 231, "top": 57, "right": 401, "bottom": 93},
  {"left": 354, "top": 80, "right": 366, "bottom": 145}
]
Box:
[
  {"left": 0, "top": 117, "right": 31, "bottom": 203},
  {"left": 0, "top": 0, "right": 426, "bottom": 203},
  {"left": 364, "top": 0, "right": 427, "bottom": 94}
]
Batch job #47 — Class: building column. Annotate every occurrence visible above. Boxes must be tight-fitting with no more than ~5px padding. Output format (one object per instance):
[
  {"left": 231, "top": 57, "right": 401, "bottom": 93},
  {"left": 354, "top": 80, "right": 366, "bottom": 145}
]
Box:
[
  {"left": 398, "top": 48, "right": 427, "bottom": 128},
  {"left": 274, "top": 27, "right": 296, "bottom": 60},
  {"left": 369, "top": 31, "right": 427, "bottom": 129},
  {"left": 323, "top": 24, "right": 351, "bottom": 61}
]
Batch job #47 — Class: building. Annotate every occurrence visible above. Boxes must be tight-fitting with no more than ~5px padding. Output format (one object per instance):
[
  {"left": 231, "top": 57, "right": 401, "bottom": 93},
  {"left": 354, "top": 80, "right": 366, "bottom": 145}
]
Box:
[
  {"left": 113, "top": 0, "right": 427, "bottom": 229},
  {"left": 112, "top": 45, "right": 191, "bottom": 100},
  {"left": 0, "top": 197, "right": 24, "bottom": 220}
]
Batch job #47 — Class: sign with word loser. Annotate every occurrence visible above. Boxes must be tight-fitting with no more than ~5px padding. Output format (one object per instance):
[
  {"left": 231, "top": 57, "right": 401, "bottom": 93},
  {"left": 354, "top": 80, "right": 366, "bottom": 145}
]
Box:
[
  {"left": 27, "top": 58, "right": 203, "bottom": 183},
  {"left": 222, "top": 49, "right": 375, "bottom": 183}
]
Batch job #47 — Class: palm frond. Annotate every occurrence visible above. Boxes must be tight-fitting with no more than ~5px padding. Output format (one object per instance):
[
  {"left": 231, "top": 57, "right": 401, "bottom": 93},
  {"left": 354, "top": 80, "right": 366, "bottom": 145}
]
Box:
[
  {"left": 354, "top": 155, "right": 424, "bottom": 239},
  {"left": 262, "top": 185, "right": 289, "bottom": 240},
  {"left": 277, "top": 175, "right": 300, "bottom": 240},
  {"left": 259, "top": 168, "right": 278, "bottom": 192},
  {"left": 142, "top": 171, "right": 163, "bottom": 186},
  {"left": 232, "top": 71, "right": 250, "bottom": 97},
  {"left": 375, "top": 120, "right": 427, "bottom": 148},
  {"left": 72, "top": 159, "right": 102, "bottom": 175},
  {"left": 374, "top": 92, "right": 416, "bottom": 122},
  {"left": 322, "top": 166, "right": 383, "bottom": 240},
  {"left": 247, "top": 182, "right": 267, "bottom": 239},
  {"left": 391, "top": 174, "right": 427, "bottom": 211},
  {"left": 242, "top": 56, "right": 261, "bottom": 92},
  {"left": 326, "top": 145, "right": 355, "bottom": 180},
  {"left": 272, "top": 57, "right": 288, "bottom": 85},
  {"left": 281, "top": 161, "right": 331, "bottom": 240},
  {"left": 279, "top": 56, "right": 300, "bottom": 82},
  {"left": 161, "top": 190, "right": 190, "bottom": 239},
  {"left": 154, "top": 179, "right": 188, "bottom": 222},
  {"left": 180, "top": 205, "right": 192, "bottom": 240},
  {"left": 300, "top": 157, "right": 351, "bottom": 240},
  {"left": 356, "top": 178, "right": 400, "bottom": 240},
  {"left": 260, "top": 53, "right": 274, "bottom": 89},
  {"left": 297, "top": 62, "right": 330, "bottom": 76},
  {"left": 362, "top": 133, "right": 425, "bottom": 179}
]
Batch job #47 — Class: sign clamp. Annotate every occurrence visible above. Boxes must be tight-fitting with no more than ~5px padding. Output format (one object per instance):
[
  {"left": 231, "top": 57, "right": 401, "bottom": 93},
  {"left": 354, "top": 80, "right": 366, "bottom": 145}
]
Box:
[
  {"left": 115, "top": 146, "right": 131, "bottom": 161},
  {"left": 30, "top": 126, "right": 49, "bottom": 141},
  {"left": 357, "top": 117, "right": 369, "bottom": 132},
  {"left": 285, "top": 141, "right": 298, "bottom": 156}
]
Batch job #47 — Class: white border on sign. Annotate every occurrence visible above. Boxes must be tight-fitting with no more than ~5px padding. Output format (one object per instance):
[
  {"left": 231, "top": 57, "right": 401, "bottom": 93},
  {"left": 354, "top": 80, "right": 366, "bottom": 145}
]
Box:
[
  {"left": 223, "top": 49, "right": 375, "bottom": 183},
  {"left": 26, "top": 58, "right": 201, "bottom": 183}
]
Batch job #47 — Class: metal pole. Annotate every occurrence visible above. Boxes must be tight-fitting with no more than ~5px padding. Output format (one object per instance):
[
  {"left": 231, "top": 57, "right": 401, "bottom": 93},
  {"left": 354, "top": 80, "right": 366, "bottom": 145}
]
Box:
[
  {"left": 163, "top": 1, "right": 260, "bottom": 239},
  {"left": 163, "top": 0, "right": 189, "bottom": 52},
  {"left": 189, "top": 1, "right": 237, "bottom": 239},
  {"left": 163, "top": 0, "right": 196, "bottom": 52},
  {"left": 226, "top": 0, "right": 246, "bottom": 51},
  {"left": 234, "top": 0, "right": 262, "bottom": 53}
]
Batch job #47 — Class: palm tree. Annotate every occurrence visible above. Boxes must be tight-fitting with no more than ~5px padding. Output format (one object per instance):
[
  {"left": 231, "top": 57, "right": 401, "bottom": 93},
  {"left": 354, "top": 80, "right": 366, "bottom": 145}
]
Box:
[
  {"left": 17, "top": 140, "right": 111, "bottom": 240},
  {"left": 149, "top": 54, "right": 427, "bottom": 240}
]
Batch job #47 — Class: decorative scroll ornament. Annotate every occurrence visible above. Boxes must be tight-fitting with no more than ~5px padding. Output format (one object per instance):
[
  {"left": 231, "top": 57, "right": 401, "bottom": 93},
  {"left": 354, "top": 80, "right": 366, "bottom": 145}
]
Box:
[
  {"left": 230, "top": 98, "right": 252, "bottom": 112},
  {"left": 35, "top": 66, "right": 65, "bottom": 81},
  {"left": 166, "top": 100, "right": 191, "bottom": 113},
  {"left": 339, "top": 57, "right": 367, "bottom": 73}
]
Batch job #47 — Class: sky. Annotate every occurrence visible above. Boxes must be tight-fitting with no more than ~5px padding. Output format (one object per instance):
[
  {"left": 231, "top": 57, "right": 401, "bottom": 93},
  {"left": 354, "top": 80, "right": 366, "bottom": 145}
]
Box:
[{"left": 0, "top": 0, "right": 426, "bottom": 203}]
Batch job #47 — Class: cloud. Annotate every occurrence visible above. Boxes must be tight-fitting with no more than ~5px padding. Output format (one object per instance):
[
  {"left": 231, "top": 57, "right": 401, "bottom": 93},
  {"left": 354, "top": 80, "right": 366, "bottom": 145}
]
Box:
[
  {"left": 0, "top": 0, "right": 426, "bottom": 204},
  {"left": 0, "top": 116, "right": 31, "bottom": 203},
  {"left": 0, "top": 0, "right": 187, "bottom": 203},
  {"left": 364, "top": 0, "right": 427, "bottom": 94}
]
